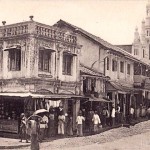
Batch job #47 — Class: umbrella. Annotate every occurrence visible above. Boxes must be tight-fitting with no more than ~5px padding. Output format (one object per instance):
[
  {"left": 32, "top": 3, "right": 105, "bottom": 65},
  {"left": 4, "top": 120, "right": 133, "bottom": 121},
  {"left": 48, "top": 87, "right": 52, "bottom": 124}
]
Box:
[
  {"left": 33, "top": 109, "right": 49, "bottom": 115},
  {"left": 27, "top": 114, "right": 43, "bottom": 121}
]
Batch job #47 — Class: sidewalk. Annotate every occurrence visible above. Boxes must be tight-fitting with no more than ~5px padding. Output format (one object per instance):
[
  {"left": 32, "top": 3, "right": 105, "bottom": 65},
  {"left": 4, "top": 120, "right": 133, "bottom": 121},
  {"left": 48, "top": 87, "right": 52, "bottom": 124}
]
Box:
[{"left": 0, "top": 138, "right": 30, "bottom": 149}]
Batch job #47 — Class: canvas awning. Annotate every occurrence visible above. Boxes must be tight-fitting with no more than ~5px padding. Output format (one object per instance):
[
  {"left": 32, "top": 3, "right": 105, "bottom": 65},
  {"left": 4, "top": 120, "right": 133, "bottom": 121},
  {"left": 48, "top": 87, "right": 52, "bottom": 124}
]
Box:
[
  {"left": 106, "top": 81, "right": 134, "bottom": 93},
  {"left": 86, "top": 95, "right": 112, "bottom": 103},
  {"left": 0, "top": 92, "right": 81, "bottom": 99}
]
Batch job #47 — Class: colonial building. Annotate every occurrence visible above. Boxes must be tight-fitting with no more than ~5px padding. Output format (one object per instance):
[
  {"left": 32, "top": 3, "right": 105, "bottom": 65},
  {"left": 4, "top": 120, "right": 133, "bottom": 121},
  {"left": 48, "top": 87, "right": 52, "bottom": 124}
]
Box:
[
  {"left": 117, "top": 1, "right": 150, "bottom": 117},
  {"left": 54, "top": 20, "right": 141, "bottom": 119},
  {"left": 0, "top": 16, "right": 81, "bottom": 134}
]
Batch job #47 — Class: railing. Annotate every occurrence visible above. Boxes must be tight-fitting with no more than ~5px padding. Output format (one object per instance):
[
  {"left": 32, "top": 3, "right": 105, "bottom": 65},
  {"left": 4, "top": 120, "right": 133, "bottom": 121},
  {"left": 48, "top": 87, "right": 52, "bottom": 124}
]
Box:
[
  {"left": 0, "top": 21, "right": 77, "bottom": 44},
  {"left": 36, "top": 25, "right": 77, "bottom": 44},
  {"left": 1, "top": 23, "right": 28, "bottom": 37}
]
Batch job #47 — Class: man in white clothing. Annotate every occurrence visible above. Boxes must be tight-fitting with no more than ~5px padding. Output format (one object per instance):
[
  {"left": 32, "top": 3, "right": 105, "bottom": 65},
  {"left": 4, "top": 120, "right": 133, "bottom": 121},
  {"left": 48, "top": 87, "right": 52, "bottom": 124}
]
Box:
[
  {"left": 111, "top": 106, "right": 116, "bottom": 126},
  {"left": 76, "top": 111, "right": 85, "bottom": 136},
  {"left": 92, "top": 111, "right": 101, "bottom": 133}
]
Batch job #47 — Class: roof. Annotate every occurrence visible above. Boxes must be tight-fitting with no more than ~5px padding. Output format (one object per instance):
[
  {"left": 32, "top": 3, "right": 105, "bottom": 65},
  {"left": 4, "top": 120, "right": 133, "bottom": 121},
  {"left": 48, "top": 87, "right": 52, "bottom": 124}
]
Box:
[
  {"left": 116, "top": 45, "right": 132, "bottom": 54},
  {"left": 54, "top": 20, "right": 141, "bottom": 62},
  {"left": 80, "top": 63, "right": 104, "bottom": 77},
  {"left": 106, "top": 81, "right": 134, "bottom": 93}
]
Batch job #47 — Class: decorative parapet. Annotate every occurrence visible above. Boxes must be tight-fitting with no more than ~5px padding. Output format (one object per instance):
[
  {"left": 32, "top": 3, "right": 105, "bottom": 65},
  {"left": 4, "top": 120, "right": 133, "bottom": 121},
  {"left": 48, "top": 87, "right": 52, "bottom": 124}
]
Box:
[{"left": 0, "top": 21, "right": 77, "bottom": 45}]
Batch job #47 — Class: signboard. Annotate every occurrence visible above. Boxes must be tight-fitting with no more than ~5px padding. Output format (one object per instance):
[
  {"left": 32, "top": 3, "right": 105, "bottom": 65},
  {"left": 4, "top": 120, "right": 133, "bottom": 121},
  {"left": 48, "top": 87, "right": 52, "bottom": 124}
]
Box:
[{"left": 0, "top": 120, "right": 18, "bottom": 133}]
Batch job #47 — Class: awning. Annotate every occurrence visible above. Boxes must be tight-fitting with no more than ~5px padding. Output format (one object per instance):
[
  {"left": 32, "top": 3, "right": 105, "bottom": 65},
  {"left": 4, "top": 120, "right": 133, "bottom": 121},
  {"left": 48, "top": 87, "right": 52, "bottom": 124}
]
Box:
[
  {"left": 106, "top": 81, "right": 134, "bottom": 93},
  {"left": 4, "top": 44, "right": 21, "bottom": 51},
  {"left": 86, "top": 95, "right": 112, "bottom": 103},
  {"left": 0, "top": 92, "right": 81, "bottom": 99}
]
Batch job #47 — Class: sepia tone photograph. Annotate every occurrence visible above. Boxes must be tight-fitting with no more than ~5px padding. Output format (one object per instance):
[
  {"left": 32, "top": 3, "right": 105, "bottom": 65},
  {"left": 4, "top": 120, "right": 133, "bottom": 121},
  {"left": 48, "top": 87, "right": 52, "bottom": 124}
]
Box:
[{"left": 0, "top": 0, "right": 150, "bottom": 149}]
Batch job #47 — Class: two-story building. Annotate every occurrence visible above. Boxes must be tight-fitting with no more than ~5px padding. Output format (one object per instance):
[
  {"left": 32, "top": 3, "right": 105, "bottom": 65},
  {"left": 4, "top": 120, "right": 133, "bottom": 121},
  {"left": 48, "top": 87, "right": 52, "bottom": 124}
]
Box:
[
  {"left": 54, "top": 20, "right": 140, "bottom": 119},
  {"left": 0, "top": 16, "right": 81, "bottom": 134}
]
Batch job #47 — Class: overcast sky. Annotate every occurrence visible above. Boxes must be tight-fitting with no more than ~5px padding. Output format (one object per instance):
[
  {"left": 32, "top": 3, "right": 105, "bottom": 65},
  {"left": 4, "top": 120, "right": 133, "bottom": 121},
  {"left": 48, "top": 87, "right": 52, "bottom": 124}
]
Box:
[{"left": 0, "top": 0, "right": 148, "bottom": 45}]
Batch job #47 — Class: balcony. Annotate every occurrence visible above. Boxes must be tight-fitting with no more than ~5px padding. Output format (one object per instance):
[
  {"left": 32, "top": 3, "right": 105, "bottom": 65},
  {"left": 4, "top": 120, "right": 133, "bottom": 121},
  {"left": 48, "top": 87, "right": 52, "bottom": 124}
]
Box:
[{"left": 0, "top": 21, "right": 77, "bottom": 45}]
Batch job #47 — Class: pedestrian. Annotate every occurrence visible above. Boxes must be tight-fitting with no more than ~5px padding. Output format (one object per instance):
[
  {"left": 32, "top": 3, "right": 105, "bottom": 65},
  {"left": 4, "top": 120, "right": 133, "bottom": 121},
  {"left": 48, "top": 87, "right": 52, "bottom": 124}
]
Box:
[
  {"left": 67, "top": 113, "right": 73, "bottom": 136},
  {"left": 92, "top": 111, "right": 101, "bottom": 133},
  {"left": 106, "top": 107, "right": 110, "bottom": 126},
  {"left": 88, "top": 109, "right": 94, "bottom": 134},
  {"left": 48, "top": 107, "right": 55, "bottom": 137},
  {"left": 76, "top": 111, "right": 85, "bottom": 137},
  {"left": 130, "top": 106, "right": 134, "bottom": 119},
  {"left": 58, "top": 111, "right": 65, "bottom": 136},
  {"left": 147, "top": 105, "right": 150, "bottom": 119},
  {"left": 111, "top": 105, "right": 116, "bottom": 126},
  {"left": 19, "top": 113, "right": 28, "bottom": 143},
  {"left": 41, "top": 114, "right": 48, "bottom": 140},
  {"left": 28, "top": 116, "right": 40, "bottom": 150},
  {"left": 102, "top": 106, "right": 107, "bottom": 127},
  {"left": 116, "top": 104, "right": 121, "bottom": 124}
]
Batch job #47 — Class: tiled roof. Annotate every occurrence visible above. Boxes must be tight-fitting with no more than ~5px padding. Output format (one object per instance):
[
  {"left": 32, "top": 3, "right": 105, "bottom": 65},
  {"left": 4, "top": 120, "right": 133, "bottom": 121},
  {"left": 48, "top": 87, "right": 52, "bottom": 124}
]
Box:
[
  {"left": 80, "top": 63, "right": 104, "bottom": 77},
  {"left": 116, "top": 45, "right": 132, "bottom": 54},
  {"left": 55, "top": 20, "right": 141, "bottom": 63}
]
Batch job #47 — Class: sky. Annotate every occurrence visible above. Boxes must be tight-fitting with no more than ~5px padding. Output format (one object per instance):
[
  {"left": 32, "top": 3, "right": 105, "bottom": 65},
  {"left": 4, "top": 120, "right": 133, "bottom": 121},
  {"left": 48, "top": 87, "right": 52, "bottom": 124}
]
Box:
[{"left": 0, "top": 0, "right": 148, "bottom": 45}]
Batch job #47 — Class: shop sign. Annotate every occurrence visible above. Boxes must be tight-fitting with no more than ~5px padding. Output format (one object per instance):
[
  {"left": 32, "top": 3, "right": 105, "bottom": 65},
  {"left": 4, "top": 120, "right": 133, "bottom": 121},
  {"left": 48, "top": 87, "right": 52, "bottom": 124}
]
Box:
[{"left": 38, "top": 74, "right": 53, "bottom": 78}]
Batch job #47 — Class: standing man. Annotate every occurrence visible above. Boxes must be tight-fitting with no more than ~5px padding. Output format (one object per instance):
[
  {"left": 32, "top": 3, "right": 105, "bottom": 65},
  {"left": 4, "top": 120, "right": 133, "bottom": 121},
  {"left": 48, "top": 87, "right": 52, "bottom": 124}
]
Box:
[
  {"left": 76, "top": 111, "right": 85, "bottom": 137},
  {"left": 111, "top": 105, "right": 116, "bottom": 126},
  {"left": 92, "top": 111, "right": 101, "bottom": 133}
]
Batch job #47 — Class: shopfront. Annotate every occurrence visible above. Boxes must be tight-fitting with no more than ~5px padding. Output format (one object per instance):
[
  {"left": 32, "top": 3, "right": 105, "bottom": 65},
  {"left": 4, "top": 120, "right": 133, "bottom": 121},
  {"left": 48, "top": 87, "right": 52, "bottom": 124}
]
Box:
[{"left": 0, "top": 93, "right": 81, "bottom": 135}]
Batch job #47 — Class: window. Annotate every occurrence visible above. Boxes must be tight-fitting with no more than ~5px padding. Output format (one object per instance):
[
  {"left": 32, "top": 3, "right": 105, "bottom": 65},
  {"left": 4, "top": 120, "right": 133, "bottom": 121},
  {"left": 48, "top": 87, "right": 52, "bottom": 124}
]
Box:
[
  {"left": 143, "top": 49, "right": 145, "bottom": 58},
  {"left": 9, "top": 49, "right": 21, "bottom": 71},
  {"left": 149, "top": 45, "right": 150, "bottom": 60},
  {"left": 106, "top": 57, "right": 109, "bottom": 70},
  {"left": 63, "top": 53, "right": 73, "bottom": 75},
  {"left": 39, "top": 50, "right": 51, "bottom": 72},
  {"left": 127, "top": 64, "right": 130, "bottom": 75},
  {"left": 134, "top": 48, "right": 138, "bottom": 55},
  {"left": 120, "top": 61, "right": 124, "bottom": 73},
  {"left": 112, "top": 59, "right": 117, "bottom": 71}
]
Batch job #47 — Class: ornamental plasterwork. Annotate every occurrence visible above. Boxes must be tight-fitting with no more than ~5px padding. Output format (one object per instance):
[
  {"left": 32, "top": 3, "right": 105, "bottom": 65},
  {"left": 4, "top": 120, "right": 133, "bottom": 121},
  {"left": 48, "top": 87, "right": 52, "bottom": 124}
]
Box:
[
  {"left": 5, "top": 38, "right": 27, "bottom": 48},
  {"left": 37, "top": 39, "right": 54, "bottom": 50},
  {"left": 56, "top": 43, "right": 76, "bottom": 54}
]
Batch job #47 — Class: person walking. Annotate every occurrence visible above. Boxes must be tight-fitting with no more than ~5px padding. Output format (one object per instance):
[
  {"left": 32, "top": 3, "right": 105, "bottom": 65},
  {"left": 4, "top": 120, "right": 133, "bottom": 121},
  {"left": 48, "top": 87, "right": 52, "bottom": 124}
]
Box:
[
  {"left": 92, "top": 111, "right": 101, "bottom": 133},
  {"left": 19, "top": 113, "right": 28, "bottom": 143},
  {"left": 111, "top": 105, "right": 116, "bottom": 126},
  {"left": 28, "top": 117, "right": 40, "bottom": 150},
  {"left": 76, "top": 111, "right": 85, "bottom": 137},
  {"left": 58, "top": 111, "right": 65, "bottom": 136}
]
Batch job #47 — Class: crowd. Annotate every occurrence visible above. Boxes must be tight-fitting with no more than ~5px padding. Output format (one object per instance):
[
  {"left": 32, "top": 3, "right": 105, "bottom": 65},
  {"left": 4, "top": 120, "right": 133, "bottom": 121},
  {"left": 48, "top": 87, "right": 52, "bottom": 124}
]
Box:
[{"left": 18, "top": 104, "right": 150, "bottom": 150}]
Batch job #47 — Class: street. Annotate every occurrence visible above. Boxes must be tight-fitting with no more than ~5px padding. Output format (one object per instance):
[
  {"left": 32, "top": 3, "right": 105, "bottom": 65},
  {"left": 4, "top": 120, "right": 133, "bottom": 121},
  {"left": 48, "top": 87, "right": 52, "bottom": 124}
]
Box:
[{"left": 1, "top": 120, "right": 149, "bottom": 150}]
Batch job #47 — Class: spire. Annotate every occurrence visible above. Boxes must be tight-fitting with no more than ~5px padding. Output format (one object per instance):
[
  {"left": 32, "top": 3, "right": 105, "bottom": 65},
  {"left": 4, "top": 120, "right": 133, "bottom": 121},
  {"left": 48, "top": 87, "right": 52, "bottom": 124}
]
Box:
[
  {"left": 146, "top": 0, "right": 150, "bottom": 16},
  {"left": 141, "top": 19, "right": 146, "bottom": 43},
  {"left": 134, "top": 27, "right": 140, "bottom": 43}
]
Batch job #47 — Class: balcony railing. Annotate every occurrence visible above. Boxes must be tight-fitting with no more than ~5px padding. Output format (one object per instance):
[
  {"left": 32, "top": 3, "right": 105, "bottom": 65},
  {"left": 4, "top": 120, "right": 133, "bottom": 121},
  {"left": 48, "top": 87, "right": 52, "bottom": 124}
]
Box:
[{"left": 0, "top": 21, "right": 77, "bottom": 44}]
